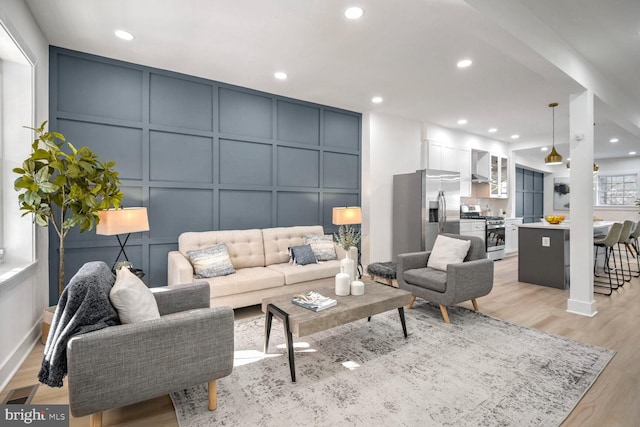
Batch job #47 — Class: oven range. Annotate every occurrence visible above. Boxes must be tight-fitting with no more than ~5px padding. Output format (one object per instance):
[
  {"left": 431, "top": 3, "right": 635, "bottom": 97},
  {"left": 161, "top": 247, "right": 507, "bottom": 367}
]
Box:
[{"left": 459, "top": 213, "right": 505, "bottom": 260}]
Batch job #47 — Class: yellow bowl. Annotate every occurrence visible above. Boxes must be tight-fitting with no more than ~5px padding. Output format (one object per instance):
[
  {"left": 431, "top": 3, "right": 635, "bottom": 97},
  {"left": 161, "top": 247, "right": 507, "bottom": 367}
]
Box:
[{"left": 545, "top": 215, "right": 564, "bottom": 224}]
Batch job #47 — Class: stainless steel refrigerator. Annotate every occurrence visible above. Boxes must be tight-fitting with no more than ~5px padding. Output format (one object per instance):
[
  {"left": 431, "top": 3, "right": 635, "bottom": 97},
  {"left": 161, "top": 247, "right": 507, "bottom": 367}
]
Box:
[{"left": 392, "top": 169, "right": 461, "bottom": 258}]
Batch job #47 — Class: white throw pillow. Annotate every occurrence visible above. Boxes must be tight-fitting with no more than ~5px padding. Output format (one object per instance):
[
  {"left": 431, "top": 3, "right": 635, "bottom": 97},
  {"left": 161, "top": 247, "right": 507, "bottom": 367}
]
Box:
[
  {"left": 426, "top": 235, "right": 471, "bottom": 271},
  {"left": 110, "top": 267, "right": 161, "bottom": 324}
]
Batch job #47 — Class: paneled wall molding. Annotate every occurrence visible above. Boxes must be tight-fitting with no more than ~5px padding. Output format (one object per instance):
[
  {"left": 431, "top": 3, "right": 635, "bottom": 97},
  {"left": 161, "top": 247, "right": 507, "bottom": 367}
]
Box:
[{"left": 48, "top": 47, "right": 361, "bottom": 301}]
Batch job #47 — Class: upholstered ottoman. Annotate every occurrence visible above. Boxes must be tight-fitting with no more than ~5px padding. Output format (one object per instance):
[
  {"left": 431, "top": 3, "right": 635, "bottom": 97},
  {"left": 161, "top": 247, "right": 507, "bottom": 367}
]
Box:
[{"left": 366, "top": 262, "right": 397, "bottom": 287}]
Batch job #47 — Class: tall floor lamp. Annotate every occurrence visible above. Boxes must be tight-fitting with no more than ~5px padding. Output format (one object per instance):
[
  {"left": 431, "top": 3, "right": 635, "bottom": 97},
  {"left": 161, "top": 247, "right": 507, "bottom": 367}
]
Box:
[
  {"left": 97, "top": 207, "right": 150, "bottom": 276},
  {"left": 332, "top": 206, "right": 362, "bottom": 279}
]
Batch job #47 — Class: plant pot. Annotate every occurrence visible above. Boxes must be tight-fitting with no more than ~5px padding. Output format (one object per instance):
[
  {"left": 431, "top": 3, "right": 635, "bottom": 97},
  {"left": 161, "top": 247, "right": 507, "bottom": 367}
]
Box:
[{"left": 41, "top": 305, "right": 56, "bottom": 345}]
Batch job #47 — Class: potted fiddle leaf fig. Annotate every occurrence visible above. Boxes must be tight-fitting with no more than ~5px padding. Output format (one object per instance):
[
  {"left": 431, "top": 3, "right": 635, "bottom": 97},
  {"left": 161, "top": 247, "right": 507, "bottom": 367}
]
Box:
[{"left": 13, "top": 121, "right": 123, "bottom": 296}]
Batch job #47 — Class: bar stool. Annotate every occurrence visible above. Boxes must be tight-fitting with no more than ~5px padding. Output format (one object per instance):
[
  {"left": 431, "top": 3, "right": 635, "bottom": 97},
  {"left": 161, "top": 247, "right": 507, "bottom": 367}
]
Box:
[
  {"left": 615, "top": 220, "right": 634, "bottom": 284},
  {"left": 594, "top": 222, "right": 622, "bottom": 295},
  {"left": 626, "top": 220, "right": 640, "bottom": 277}
]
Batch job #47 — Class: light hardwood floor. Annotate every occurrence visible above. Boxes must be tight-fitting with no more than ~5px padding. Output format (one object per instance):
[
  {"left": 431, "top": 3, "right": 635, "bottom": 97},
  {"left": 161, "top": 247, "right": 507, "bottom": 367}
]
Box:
[{"left": 2, "top": 255, "right": 639, "bottom": 426}]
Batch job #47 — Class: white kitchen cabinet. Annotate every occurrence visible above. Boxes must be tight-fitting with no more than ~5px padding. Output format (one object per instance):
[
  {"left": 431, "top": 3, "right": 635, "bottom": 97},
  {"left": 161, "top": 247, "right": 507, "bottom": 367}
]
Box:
[
  {"left": 489, "top": 154, "right": 509, "bottom": 198},
  {"left": 505, "top": 218, "right": 523, "bottom": 255},
  {"left": 457, "top": 148, "right": 471, "bottom": 197},
  {"left": 460, "top": 219, "right": 485, "bottom": 243},
  {"left": 428, "top": 143, "right": 443, "bottom": 169},
  {"left": 474, "top": 153, "right": 508, "bottom": 199},
  {"left": 428, "top": 141, "right": 471, "bottom": 197}
]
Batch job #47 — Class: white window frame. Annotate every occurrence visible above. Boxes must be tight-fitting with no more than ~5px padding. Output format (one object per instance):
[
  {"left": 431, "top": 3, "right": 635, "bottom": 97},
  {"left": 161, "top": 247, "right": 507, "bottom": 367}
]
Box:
[
  {"left": 0, "top": 21, "right": 36, "bottom": 284},
  {"left": 595, "top": 173, "right": 638, "bottom": 207}
]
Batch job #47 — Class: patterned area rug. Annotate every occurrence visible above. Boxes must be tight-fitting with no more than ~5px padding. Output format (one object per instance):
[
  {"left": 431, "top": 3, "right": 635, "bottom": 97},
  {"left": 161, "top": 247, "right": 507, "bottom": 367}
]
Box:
[{"left": 170, "top": 300, "right": 614, "bottom": 427}]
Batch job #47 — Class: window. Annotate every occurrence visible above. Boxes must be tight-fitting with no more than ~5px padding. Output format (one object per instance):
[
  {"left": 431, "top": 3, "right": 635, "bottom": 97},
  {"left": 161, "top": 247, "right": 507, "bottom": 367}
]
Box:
[
  {"left": 596, "top": 174, "right": 638, "bottom": 206},
  {"left": 0, "top": 22, "right": 35, "bottom": 281}
]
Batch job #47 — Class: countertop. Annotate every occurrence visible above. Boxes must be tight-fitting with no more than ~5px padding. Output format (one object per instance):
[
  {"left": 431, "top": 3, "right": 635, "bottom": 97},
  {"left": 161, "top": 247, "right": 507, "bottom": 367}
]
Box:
[{"left": 518, "top": 221, "right": 614, "bottom": 230}]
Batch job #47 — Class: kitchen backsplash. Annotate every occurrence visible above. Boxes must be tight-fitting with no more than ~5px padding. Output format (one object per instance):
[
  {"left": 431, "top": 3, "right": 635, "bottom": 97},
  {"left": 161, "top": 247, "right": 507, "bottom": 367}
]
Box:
[{"left": 461, "top": 197, "right": 508, "bottom": 216}]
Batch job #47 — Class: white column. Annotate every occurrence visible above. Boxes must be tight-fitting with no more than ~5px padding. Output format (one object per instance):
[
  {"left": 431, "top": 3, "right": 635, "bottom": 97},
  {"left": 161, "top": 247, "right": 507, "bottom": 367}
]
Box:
[{"left": 567, "top": 91, "right": 597, "bottom": 317}]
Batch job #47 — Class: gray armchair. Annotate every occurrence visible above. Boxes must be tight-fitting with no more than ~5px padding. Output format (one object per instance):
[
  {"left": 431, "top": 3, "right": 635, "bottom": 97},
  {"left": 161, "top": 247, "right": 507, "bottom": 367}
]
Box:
[
  {"left": 396, "top": 234, "right": 494, "bottom": 323},
  {"left": 66, "top": 282, "right": 234, "bottom": 427}
]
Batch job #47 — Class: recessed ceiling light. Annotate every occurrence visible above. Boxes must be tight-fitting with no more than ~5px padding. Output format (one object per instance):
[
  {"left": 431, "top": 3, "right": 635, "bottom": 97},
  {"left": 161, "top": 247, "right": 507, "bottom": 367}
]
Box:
[
  {"left": 488, "top": 128, "right": 497, "bottom": 133},
  {"left": 629, "top": 151, "right": 637, "bottom": 155},
  {"left": 114, "top": 30, "right": 134, "bottom": 41},
  {"left": 511, "top": 134, "right": 520, "bottom": 139},
  {"left": 274, "top": 72, "right": 288, "bottom": 80},
  {"left": 457, "top": 119, "right": 467, "bottom": 125},
  {"left": 345, "top": 7, "right": 364, "bottom": 19},
  {"left": 371, "top": 96, "right": 383, "bottom": 104},
  {"left": 541, "top": 147, "right": 548, "bottom": 151},
  {"left": 609, "top": 138, "right": 619, "bottom": 143},
  {"left": 457, "top": 59, "right": 472, "bottom": 68}
]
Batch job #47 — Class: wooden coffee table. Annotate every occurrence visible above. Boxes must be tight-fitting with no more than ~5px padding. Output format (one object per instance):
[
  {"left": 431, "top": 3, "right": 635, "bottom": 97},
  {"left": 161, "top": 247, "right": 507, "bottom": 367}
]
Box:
[{"left": 261, "top": 280, "right": 413, "bottom": 382}]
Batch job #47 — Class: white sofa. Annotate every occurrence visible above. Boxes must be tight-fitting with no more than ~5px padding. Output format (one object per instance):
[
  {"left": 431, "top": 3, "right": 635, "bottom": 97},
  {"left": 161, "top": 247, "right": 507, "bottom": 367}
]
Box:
[{"left": 168, "top": 225, "right": 357, "bottom": 308}]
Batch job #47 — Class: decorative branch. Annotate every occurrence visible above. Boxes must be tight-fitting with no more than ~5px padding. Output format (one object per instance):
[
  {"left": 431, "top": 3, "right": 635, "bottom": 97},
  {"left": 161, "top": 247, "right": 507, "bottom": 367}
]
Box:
[{"left": 334, "top": 225, "right": 361, "bottom": 251}]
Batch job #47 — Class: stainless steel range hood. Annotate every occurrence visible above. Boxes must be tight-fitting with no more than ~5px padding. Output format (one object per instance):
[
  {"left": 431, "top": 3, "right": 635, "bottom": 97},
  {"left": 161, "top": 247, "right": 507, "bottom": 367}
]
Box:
[{"left": 471, "top": 173, "right": 490, "bottom": 183}]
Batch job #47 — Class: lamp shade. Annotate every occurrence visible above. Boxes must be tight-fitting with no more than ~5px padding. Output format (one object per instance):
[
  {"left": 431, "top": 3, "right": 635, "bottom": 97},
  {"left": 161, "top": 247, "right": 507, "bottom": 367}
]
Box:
[
  {"left": 332, "top": 207, "right": 362, "bottom": 225},
  {"left": 544, "top": 146, "right": 563, "bottom": 165},
  {"left": 96, "top": 207, "right": 149, "bottom": 236}
]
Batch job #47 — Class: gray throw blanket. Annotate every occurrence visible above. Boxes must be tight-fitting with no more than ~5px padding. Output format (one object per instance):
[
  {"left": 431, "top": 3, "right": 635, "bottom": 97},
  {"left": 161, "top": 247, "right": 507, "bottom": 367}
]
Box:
[{"left": 38, "top": 261, "right": 120, "bottom": 387}]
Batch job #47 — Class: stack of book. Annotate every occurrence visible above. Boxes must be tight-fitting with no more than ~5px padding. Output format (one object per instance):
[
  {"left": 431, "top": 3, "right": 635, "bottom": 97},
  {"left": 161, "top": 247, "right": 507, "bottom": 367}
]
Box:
[{"left": 292, "top": 291, "right": 337, "bottom": 312}]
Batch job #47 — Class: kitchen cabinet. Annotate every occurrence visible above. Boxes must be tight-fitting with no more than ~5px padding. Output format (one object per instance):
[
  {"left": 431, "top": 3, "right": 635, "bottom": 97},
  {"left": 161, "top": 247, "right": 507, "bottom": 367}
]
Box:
[
  {"left": 460, "top": 219, "right": 486, "bottom": 243},
  {"left": 474, "top": 153, "right": 508, "bottom": 199},
  {"left": 500, "top": 156, "right": 508, "bottom": 196},
  {"left": 489, "top": 154, "right": 508, "bottom": 198},
  {"left": 428, "top": 141, "right": 471, "bottom": 197},
  {"left": 505, "top": 218, "right": 523, "bottom": 255}
]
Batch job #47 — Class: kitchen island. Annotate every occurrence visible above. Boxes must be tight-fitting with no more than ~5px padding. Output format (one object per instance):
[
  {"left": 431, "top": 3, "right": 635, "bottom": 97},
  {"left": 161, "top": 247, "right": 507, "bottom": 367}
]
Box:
[{"left": 518, "top": 221, "right": 614, "bottom": 289}]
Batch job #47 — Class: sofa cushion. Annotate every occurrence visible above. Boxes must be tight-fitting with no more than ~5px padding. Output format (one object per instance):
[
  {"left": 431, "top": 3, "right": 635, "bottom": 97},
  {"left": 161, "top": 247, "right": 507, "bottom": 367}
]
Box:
[
  {"left": 289, "top": 244, "right": 317, "bottom": 266},
  {"left": 179, "top": 229, "right": 265, "bottom": 269},
  {"left": 263, "top": 226, "right": 324, "bottom": 265},
  {"left": 427, "top": 235, "right": 471, "bottom": 271},
  {"left": 110, "top": 267, "right": 161, "bottom": 323},
  {"left": 186, "top": 243, "right": 236, "bottom": 278},
  {"left": 305, "top": 234, "right": 337, "bottom": 261},
  {"left": 267, "top": 260, "right": 341, "bottom": 285},
  {"left": 403, "top": 267, "right": 447, "bottom": 293},
  {"left": 198, "top": 266, "right": 285, "bottom": 298}
]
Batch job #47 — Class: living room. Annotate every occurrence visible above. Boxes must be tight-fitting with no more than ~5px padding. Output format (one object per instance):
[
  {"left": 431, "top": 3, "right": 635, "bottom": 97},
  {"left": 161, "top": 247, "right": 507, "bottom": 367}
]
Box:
[{"left": 2, "top": 1, "right": 640, "bottom": 426}]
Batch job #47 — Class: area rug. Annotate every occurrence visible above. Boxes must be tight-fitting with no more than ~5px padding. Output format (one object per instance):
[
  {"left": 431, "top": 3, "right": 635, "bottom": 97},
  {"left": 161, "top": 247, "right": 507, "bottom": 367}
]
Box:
[{"left": 170, "top": 301, "right": 614, "bottom": 427}]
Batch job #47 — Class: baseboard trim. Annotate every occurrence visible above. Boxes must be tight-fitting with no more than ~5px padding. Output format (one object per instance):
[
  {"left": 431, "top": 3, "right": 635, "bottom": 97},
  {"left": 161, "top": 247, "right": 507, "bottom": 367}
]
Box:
[
  {"left": 0, "top": 315, "right": 42, "bottom": 394},
  {"left": 566, "top": 298, "right": 598, "bottom": 317}
]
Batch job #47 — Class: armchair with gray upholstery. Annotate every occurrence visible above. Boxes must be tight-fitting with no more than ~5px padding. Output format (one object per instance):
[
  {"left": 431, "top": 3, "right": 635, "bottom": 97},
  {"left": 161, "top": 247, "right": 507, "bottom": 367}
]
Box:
[
  {"left": 66, "top": 282, "right": 234, "bottom": 427},
  {"left": 396, "top": 233, "right": 494, "bottom": 323}
]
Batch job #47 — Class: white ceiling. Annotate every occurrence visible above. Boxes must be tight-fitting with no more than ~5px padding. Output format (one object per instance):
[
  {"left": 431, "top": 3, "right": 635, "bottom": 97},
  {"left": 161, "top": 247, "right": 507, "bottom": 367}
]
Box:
[{"left": 23, "top": 0, "right": 640, "bottom": 160}]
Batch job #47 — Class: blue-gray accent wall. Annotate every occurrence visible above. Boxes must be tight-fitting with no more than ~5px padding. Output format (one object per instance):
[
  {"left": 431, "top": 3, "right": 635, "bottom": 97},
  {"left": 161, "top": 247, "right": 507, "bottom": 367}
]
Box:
[{"left": 48, "top": 47, "right": 361, "bottom": 302}]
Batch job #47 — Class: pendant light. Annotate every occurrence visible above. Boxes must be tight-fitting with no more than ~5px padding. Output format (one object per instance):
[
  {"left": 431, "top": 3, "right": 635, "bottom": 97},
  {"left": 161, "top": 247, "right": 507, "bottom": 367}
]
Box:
[
  {"left": 565, "top": 161, "right": 599, "bottom": 175},
  {"left": 545, "top": 102, "right": 563, "bottom": 165}
]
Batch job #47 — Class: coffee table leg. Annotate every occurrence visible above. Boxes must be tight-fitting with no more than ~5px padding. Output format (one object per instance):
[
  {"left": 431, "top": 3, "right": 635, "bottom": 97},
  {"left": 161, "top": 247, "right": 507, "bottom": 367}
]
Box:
[
  {"left": 283, "top": 314, "right": 296, "bottom": 383},
  {"left": 398, "top": 307, "right": 408, "bottom": 338},
  {"left": 264, "top": 304, "right": 297, "bottom": 382},
  {"left": 264, "top": 307, "right": 274, "bottom": 353}
]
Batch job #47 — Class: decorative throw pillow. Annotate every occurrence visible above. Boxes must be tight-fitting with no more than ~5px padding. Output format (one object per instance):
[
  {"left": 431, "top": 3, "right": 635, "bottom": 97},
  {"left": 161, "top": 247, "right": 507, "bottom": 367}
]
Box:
[
  {"left": 110, "top": 267, "right": 161, "bottom": 324},
  {"left": 187, "top": 243, "right": 236, "bottom": 278},
  {"left": 427, "top": 235, "right": 471, "bottom": 271},
  {"left": 289, "top": 244, "right": 318, "bottom": 266},
  {"left": 305, "top": 234, "right": 337, "bottom": 261}
]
